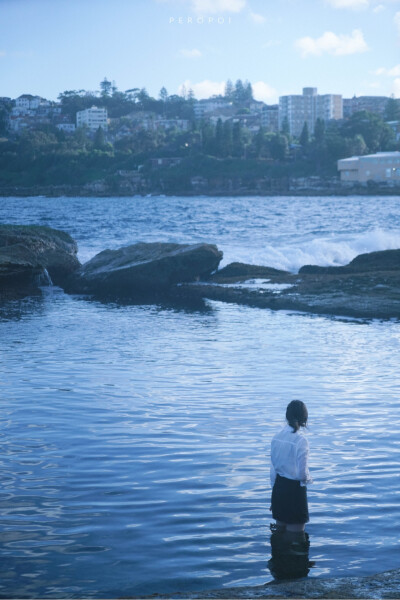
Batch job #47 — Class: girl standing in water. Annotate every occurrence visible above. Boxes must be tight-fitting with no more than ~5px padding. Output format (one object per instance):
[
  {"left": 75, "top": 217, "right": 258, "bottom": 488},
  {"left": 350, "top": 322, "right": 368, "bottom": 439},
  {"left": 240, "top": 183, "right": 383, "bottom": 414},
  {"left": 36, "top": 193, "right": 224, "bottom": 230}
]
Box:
[{"left": 270, "top": 400, "right": 313, "bottom": 533}]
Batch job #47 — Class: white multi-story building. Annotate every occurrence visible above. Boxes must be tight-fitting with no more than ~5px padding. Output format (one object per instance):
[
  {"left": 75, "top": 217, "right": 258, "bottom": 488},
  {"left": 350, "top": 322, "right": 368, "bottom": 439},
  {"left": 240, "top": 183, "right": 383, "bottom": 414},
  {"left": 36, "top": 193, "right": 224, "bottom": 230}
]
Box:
[
  {"left": 76, "top": 106, "right": 108, "bottom": 131},
  {"left": 316, "top": 94, "right": 342, "bottom": 122},
  {"left": 16, "top": 94, "right": 41, "bottom": 112},
  {"left": 279, "top": 87, "right": 342, "bottom": 137}
]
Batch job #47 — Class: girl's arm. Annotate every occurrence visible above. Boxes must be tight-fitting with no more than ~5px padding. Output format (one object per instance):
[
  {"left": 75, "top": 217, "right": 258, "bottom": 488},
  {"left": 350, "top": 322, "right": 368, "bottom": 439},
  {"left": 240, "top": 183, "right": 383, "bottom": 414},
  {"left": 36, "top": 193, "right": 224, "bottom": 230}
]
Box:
[
  {"left": 270, "top": 460, "right": 277, "bottom": 488},
  {"left": 297, "top": 437, "right": 313, "bottom": 487}
]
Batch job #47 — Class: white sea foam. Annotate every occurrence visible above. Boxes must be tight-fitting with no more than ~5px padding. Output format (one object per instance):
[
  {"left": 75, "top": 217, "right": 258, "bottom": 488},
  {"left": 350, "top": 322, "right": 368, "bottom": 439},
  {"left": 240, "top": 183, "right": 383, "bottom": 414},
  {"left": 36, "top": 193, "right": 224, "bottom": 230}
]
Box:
[{"left": 229, "top": 228, "right": 400, "bottom": 273}]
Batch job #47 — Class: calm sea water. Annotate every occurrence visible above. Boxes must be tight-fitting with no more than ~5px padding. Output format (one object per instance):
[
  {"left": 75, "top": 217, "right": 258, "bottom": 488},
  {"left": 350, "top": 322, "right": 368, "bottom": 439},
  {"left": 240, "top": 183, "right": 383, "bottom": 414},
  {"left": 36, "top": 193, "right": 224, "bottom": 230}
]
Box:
[{"left": 1, "top": 195, "right": 400, "bottom": 598}]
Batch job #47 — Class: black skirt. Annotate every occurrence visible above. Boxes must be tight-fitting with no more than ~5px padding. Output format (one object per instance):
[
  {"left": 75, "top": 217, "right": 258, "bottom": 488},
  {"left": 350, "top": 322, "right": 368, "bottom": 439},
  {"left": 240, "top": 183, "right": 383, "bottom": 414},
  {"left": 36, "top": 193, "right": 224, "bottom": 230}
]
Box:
[{"left": 271, "top": 474, "right": 309, "bottom": 524}]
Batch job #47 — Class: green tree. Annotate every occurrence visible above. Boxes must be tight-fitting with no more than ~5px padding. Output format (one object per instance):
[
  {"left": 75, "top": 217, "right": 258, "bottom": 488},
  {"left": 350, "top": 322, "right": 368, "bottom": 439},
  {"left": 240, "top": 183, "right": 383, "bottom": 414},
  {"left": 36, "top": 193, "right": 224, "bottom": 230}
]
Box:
[
  {"left": 222, "top": 120, "right": 233, "bottom": 156},
  {"left": 111, "top": 81, "right": 118, "bottom": 96},
  {"left": 58, "top": 90, "right": 98, "bottom": 119},
  {"left": 270, "top": 133, "right": 288, "bottom": 161},
  {"left": 200, "top": 120, "right": 215, "bottom": 154},
  {"left": 224, "top": 79, "right": 234, "bottom": 101},
  {"left": 232, "top": 120, "right": 243, "bottom": 157},
  {"left": 159, "top": 87, "right": 168, "bottom": 103},
  {"left": 0, "top": 106, "right": 9, "bottom": 135},
  {"left": 244, "top": 80, "right": 253, "bottom": 102},
  {"left": 349, "top": 134, "right": 367, "bottom": 156},
  {"left": 215, "top": 118, "right": 223, "bottom": 156},
  {"left": 254, "top": 126, "right": 265, "bottom": 158},
  {"left": 234, "top": 79, "right": 245, "bottom": 104},
  {"left": 281, "top": 116, "right": 290, "bottom": 137},
  {"left": 73, "top": 125, "right": 90, "bottom": 149},
  {"left": 299, "top": 122, "right": 309, "bottom": 148},
  {"left": 384, "top": 97, "right": 400, "bottom": 121},
  {"left": 93, "top": 126, "right": 106, "bottom": 150},
  {"left": 342, "top": 110, "right": 395, "bottom": 153},
  {"left": 314, "top": 118, "right": 325, "bottom": 145},
  {"left": 100, "top": 78, "right": 112, "bottom": 97}
]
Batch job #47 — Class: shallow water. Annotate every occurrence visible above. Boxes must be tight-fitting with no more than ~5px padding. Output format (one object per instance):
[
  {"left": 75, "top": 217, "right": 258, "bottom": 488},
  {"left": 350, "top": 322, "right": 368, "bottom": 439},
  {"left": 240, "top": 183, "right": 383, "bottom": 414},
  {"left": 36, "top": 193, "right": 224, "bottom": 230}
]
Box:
[{"left": 1, "top": 196, "right": 400, "bottom": 598}]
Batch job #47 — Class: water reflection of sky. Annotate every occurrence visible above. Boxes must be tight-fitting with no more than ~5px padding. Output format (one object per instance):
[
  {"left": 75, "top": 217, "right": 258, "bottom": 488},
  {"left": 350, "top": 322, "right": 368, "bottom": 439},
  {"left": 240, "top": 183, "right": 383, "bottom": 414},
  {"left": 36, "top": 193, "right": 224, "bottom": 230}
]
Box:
[{"left": 1, "top": 290, "right": 400, "bottom": 597}]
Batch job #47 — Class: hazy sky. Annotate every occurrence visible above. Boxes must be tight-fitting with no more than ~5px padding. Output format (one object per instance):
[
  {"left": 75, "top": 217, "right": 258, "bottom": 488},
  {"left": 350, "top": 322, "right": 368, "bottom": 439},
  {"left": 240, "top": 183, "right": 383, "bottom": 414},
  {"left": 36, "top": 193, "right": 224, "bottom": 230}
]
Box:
[{"left": 1, "top": 0, "right": 399, "bottom": 102}]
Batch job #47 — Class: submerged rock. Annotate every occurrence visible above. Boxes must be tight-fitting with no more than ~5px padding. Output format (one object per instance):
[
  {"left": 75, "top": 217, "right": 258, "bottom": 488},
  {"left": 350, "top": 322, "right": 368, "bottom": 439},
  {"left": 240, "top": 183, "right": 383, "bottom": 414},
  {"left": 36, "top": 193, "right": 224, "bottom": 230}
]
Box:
[
  {"left": 0, "top": 225, "right": 80, "bottom": 288},
  {"left": 67, "top": 242, "right": 223, "bottom": 297}
]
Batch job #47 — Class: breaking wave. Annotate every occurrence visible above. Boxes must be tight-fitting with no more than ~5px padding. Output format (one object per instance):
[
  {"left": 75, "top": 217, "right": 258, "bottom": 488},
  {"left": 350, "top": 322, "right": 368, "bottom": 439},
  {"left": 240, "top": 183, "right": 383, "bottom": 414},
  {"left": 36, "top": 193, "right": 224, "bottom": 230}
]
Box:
[{"left": 239, "top": 228, "right": 400, "bottom": 273}]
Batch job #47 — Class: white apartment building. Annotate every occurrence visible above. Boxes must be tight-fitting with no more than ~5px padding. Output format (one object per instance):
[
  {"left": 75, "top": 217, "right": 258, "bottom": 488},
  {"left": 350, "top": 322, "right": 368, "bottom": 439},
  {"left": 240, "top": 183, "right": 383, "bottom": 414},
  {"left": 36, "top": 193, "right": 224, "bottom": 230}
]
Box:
[
  {"left": 279, "top": 88, "right": 342, "bottom": 137},
  {"left": 338, "top": 151, "right": 400, "bottom": 183},
  {"left": 16, "top": 95, "right": 41, "bottom": 112},
  {"left": 76, "top": 106, "right": 108, "bottom": 131},
  {"left": 316, "top": 94, "right": 342, "bottom": 122}
]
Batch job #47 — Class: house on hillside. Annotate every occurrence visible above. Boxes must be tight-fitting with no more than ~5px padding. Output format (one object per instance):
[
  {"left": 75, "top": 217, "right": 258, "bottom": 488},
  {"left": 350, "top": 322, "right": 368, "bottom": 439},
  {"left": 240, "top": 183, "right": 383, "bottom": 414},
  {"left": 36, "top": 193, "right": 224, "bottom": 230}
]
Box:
[{"left": 76, "top": 106, "right": 108, "bottom": 131}]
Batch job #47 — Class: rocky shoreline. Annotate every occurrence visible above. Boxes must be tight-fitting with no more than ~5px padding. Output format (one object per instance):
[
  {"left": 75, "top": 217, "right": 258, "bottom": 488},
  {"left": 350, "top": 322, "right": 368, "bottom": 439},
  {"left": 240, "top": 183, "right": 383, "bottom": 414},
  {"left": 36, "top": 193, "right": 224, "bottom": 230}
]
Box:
[
  {"left": 1, "top": 225, "right": 399, "bottom": 320},
  {"left": 1, "top": 183, "right": 400, "bottom": 198},
  {"left": 136, "top": 567, "right": 400, "bottom": 599}
]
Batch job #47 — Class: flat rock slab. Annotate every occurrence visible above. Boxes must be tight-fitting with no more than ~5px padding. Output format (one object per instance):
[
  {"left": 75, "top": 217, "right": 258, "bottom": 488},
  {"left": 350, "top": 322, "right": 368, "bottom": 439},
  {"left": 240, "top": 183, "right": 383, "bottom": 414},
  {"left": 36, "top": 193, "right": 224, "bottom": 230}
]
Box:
[
  {"left": 182, "top": 249, "right": 400, "bottom": 320},
  {"left": 68, "top": 242, "right": 223, "bottom": 297}
]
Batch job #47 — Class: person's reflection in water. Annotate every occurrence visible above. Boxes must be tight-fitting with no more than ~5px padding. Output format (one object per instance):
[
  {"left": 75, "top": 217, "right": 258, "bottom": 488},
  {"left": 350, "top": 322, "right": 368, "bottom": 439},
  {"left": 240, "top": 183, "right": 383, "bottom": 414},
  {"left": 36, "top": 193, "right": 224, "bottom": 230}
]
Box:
[{"left": 267, "top": 523, "right": 315, "bottom": 580}]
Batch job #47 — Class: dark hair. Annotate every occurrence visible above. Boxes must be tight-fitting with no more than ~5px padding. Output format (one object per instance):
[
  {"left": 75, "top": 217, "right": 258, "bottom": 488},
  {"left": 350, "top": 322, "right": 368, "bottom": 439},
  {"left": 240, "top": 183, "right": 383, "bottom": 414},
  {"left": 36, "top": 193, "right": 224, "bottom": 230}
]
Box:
[{"left": 286, "top": 400, "right": 308, "bottom": 433}]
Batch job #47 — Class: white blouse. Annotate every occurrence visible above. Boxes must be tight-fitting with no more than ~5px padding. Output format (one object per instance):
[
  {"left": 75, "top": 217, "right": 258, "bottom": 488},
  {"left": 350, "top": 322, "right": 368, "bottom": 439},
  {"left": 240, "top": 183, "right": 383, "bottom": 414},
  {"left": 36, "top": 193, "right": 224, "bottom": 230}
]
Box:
[{"left": 270, "top": 424, "right": 313, "bottom": 488}]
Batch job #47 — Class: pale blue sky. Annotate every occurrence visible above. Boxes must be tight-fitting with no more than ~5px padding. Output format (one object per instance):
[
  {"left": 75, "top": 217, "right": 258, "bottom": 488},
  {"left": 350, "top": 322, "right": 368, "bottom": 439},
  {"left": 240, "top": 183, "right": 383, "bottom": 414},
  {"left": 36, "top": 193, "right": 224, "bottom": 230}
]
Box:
[{"left": 0, "top": 0, "right": 399, "bottom": 102}]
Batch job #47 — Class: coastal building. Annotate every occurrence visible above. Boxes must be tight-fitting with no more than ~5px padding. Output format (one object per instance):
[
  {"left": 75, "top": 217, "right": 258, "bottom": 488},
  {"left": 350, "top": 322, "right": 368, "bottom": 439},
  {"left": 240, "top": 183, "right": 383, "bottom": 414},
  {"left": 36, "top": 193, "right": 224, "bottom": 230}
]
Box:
[
  {"left": 56, "top": 123, "right": 76, "bottom": 133},
  {"left": 249, "top": 100, "right": 265, "bottom": 113},
  {"left": 150, "top": 157, "right": 182, "bottom": 168},
  {"left": 279, "top": 87, "right": 342, "bottom": 137},
  {"left": 154, "top": 118, "right": 190, "bottom": 132},
  {"left": 231, "top": 113, "right": 261, "bottom": 132},
  {"left": 343, "top": 96, "right": 389, "bottom": 118},
  {"left": 337, "top": 151, "right": 400, "bottom": 183},
  {"left": 261, "top": 105, "right": 279, "bottom": 132},
  {"left": 76, "top": 106, "right": 108, "bottom": 131},
  {"left": 316, "top": 94, "right": 342, "bottom": 122},
  {"left": 8, "top": 94, "right": 66, "bottom": 132},
  {"left": 15, "top": 94, "right": 42, "bottom": 112},
  {"left": 194, "top": 98, "right": 232, "bottom": 120}
]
